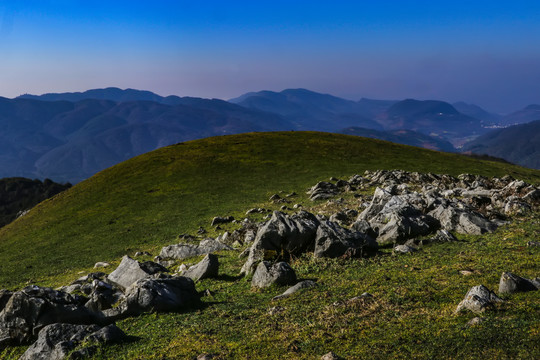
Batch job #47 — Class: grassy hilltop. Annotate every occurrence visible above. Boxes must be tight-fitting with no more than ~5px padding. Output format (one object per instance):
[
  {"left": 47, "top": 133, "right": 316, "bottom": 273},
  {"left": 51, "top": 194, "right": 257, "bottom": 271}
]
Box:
[{"left": 0, "top": 131, "right": 539, "bottom": 359}]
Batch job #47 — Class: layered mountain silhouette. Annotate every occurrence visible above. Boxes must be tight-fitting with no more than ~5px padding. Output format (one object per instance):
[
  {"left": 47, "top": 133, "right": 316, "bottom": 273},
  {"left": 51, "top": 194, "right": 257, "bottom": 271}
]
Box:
[
  {"left": 452, "top": 102, "right": 502, "bottom": 124},
  {"left": 229, "top": 88, "right": 387, "bottom": 131},
  {"left": 3, "top": 87, "right": 535, "bottom": 182},
  {"left": 463, "top": 120, "right": 540, "bottom": 169},
  {"left": 1, "top": 94, "right": 293, "bottom": 182}
]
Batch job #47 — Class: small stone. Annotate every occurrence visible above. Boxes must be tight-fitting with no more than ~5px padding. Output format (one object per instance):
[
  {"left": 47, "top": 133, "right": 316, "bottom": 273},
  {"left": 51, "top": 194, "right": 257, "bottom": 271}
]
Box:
[
  {"left": 321, "top": 351, "right": 341, "bottom": 360},
  {"left": 460, "top": 270, "right": 474, "bottom": 276},
  {"left": 466, "top": 317, "right": 485, "bottom": 327},
  {"left": 93, "top": 262, "right": 110, "bottom": 269},
  {"left": 393, "top": 244, "right": 417, "bottom": 254},
  {"left": 268, "top": 306, "right": 286, "bottom": 315},
  {"left": 197, "top": 353, "right": 215, "bottom": 360}
]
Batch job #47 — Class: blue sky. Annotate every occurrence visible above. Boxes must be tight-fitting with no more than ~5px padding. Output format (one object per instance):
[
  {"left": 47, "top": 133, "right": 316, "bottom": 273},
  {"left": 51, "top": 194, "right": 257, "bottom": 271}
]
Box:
[{"left": 1, "top": 1, "right": 539, "bottom": 113}]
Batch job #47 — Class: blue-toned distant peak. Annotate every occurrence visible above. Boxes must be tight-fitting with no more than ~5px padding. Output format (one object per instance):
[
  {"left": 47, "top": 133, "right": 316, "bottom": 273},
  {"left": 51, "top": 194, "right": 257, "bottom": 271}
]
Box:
[
  {"left": 387, "top": 99, "right": 459, "bottom": 117},
  {"left": 18, "top": 87, "right": 164, "bottom": 103}
]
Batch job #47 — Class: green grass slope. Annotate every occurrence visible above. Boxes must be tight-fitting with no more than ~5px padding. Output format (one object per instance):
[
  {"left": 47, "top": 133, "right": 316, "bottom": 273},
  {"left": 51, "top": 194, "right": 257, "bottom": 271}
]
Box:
[{"left": 0, "top": 131, "right": 539, "bottom": 289}]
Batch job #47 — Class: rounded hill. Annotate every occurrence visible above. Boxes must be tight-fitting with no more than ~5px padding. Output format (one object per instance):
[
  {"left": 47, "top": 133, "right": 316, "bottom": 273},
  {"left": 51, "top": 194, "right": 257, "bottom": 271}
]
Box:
[{"left": 0, "top": 131, "right": 538, "bottom": 288}]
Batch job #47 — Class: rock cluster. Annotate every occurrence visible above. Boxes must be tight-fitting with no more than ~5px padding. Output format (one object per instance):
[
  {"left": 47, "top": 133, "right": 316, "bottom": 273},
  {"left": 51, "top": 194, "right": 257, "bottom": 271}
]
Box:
[{"left": 1, "top": 169, "right": 538, "bottom": 358}]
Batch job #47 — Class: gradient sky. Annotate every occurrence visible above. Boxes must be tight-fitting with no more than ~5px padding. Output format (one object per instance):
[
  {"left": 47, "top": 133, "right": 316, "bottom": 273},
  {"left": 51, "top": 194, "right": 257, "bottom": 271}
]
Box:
[{"left": 1, "top": 1, "right": 539, "bottom": 113}]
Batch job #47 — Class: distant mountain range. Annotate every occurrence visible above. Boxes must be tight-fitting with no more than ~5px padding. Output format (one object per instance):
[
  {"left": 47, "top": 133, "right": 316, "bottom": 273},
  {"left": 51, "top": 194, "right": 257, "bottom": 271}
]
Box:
[
  {"left": 2, "top": 93, "right": 292, "bottom": 182},
  {"left": 1, "top": 87, "right": 537, "bottom": 182},
  {"left": 463, "top": 120, "right": 540, "bottom": 169},
  {"left": 341, "top": 127, "right": 456, "bottom": 152},
  {"left": 499, "top": 104, "right": 540, "bottom": 126}
]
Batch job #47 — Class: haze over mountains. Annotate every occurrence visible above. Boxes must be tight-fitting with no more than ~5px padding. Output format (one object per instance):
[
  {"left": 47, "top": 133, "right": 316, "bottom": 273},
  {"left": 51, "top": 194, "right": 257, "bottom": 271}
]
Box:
[{"left": 1, "top": 87, "right": 539, "bottom": 182}]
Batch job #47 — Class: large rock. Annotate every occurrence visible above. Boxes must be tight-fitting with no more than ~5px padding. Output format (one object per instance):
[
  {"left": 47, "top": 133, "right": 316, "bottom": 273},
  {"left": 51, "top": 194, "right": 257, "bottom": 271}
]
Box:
[
  {"left": 159, "top": 239, "right": 232, "bottom": 260},
  {"left": 107, "top": 256, "right": 166, "bottom": 291},
  {"left": 0, "top": 286, "right": 103, "bottom": 345},
  {"left": 498, "top": 272, "right": 539, "bottom": 294},
  {"left": 20, "top": 323, "right": 125, "bottom": 360},
  {"left": 251, "top": 262, "right": 297, "bottom": 288},
  {"left": 429, "top": 204, "right": 496, "bottom": 235},
  {"left": 455, "top": 285, "right": 503, "bottom": 314},
  {"left": 84, "top": 280, "right": 123, "bottom": 312},
  {"left": 104, "top": 275, "right": 200, "bottom": 320},
  {"left": 241, "top": 211, "right": 319, "bottom": 275},
  {"left": 182, "top": 254, "right": 219, "bottom": 282},
  {"left": 314, "top": 220, "right": 377, "bottom": 258},
  {"left": 307, "top": 182, "right": 339, "bottom": 201}
]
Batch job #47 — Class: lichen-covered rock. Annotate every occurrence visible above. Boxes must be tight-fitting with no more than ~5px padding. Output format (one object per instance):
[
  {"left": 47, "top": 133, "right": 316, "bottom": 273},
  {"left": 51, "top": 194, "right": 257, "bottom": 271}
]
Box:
[{"left": 251, "top": 262, "right": 297, "bottom": 288}]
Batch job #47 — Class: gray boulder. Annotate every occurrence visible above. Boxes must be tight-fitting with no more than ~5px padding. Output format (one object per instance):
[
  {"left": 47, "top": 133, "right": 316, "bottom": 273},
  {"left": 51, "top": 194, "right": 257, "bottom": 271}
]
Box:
[
  {"left": 251, "top": 262, "right": 297, "bottom": 288},
  {"left": 393, "top": 244, "right": 417, "bottom": 254},
  {"left": 84, "top": 280, "right": 123, "bottom": 312},
  {"left": 314, "top": 220, "right": 377, "bottom": 258},
  {"left": 498, "top": 272, "right": 539, "bottom": 294},
  {"left": 307, "top": 182, "right": 339, "bottom": 201},
  {"left": 211, "top": 216, "right": 234, "bottom": 226},
  {"left": 272, "top": 280, "right": 318, "bottom": 300},
  {"left": 430, "top": 229, "right": 457, "bottom": 242},
  {"left": 159, "top": 239, "right": 232, "bottom": 260},
  {"left": 107, "top": 256, "right": 166, "bottom": 291},
  {"left": 182, "top": 254, "right": 219, "bottom": 282},
  {"left": 104, "top": 275, "right": 200, "bottom": 320},
  {"left": 241, "top": 211, "right": 319, "bottom": 275},
  {"left": 455, "top": 285, "right": 503, "bottom": 314},
  {"left": 429, "top": 205, "right": 496, "bottom": 235},
  {"left": 20, "top": 323, "right": 125, "bottom": 360},
  {"left": 0, "top": 286, "right": 103, "bottom": 345}
]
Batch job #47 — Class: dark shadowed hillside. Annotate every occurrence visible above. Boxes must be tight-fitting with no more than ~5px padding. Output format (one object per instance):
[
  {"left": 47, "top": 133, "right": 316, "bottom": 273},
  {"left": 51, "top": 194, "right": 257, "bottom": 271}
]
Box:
[
  {"left": 341, "top": 127, "right": 456, "bottom": 152},
  {"left": 0, "top": 177, "right": 71, "bottom": 228},
  {"left": 463, "top": 120, "right": 540, "bottom": 169}
]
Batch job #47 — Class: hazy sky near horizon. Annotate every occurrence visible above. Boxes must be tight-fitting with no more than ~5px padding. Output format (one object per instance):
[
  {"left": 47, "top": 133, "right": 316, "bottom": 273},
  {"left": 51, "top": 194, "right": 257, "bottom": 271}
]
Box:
[{"left": 1, "top": 1, "right": 539, "bottom": 113}]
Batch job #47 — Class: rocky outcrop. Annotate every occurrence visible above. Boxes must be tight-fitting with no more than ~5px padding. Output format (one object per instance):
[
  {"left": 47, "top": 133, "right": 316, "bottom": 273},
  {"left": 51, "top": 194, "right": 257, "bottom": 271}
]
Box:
[
  {"left": 314, "top": 219, "right": 377, "bottom": 258},
  {"left": 241, "top": 211, "right": 320, "bottom": 275},
  {"left": 104, "top": 275, "right": 200, "bottom": 320},
  {"left": 20, "top": 323, "right": 125, "bottom": 360},
  {"left": 0, "top": 286, "right": 104, "bottom": 345}
]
